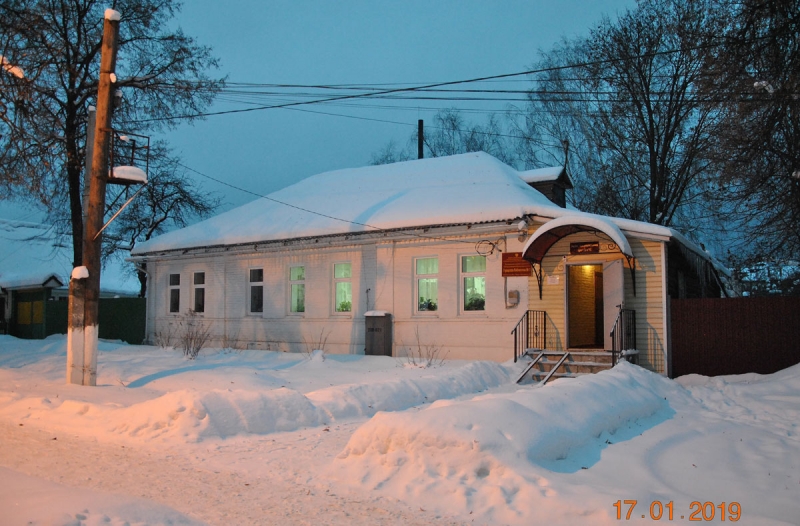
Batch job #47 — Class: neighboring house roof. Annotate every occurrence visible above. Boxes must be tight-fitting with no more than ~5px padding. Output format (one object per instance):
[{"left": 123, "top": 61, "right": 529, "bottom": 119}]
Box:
[
  {"left": 0, "top": 219, "right": 138, "bottom": 294},
  {"left": 1, "top": 273, "right": 63, "bottom": 290},
  {"left": 130, "top": 152, "right": 715, "bottom": 268}
]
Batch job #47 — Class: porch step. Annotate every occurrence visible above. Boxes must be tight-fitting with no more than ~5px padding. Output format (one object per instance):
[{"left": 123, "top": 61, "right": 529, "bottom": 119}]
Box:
[
  {"left": 523, "top": 348, "right": 616, "bottom": 365},
  {"left": 517, "top": 350, "right": 614, "bottom": 384}
]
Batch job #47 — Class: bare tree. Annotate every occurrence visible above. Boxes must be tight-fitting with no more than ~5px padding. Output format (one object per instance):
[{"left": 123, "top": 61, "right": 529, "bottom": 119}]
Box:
[
  {"left": 370, "top": 109, "right": 515, "bottom": 166},
  {"left": 0, "top": 0, "right": 223, "bottom": 266},
  {"left": 517, "top": 0, "right": 725, "bottom": 237},
  {"left": 369, "top": 139, "right": 411, "bottom": 166},
  {"left": 700, "top": 0, "right": 800, "bottom": 262},
  {"left": 101, "top": 143, "right": 220, "bottom": 296}
]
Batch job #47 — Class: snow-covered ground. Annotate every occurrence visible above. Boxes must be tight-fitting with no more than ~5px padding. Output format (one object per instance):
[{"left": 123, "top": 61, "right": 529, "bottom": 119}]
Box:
[{"left": 0, "top": 335, "right": 797, "bottom": 525}]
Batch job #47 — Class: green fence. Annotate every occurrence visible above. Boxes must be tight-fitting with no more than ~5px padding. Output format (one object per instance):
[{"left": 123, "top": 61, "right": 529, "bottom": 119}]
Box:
[{"left": 43, "top": 297, "right": 145, "bottom": 344}]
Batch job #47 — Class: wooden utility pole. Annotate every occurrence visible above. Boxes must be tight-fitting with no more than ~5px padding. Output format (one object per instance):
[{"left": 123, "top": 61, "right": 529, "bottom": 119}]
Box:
[{"left": 67, "top": 10, "right": 120, "bottom": 386}]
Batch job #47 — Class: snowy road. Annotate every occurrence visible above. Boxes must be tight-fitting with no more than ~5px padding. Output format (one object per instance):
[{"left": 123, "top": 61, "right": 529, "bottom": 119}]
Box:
[
  {"left": 1, "top": 335, "right": 798, "bottom": 525},
  {"left": 1, "top": 420, "right": 464, "bottom": 525}
]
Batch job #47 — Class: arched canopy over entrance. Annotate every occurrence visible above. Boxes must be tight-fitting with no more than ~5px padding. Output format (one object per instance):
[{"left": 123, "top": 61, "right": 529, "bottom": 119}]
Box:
[
  {"left": 521, "top": 215, "right": 636, "bottom": 298},
  {"left": 522, "top": 215, "right": 633, "bottom": 263}
]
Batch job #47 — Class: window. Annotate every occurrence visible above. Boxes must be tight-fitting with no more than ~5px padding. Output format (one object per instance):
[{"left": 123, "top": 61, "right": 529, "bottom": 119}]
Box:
[
  {"left": 415, "top": 257, "right": 438, "bottom": 311},
  {"left": 289, "top": 266, "right": 305, "bottom": 313},
  {"left": 334, "top": 263, "right": 352, "bottom": 312},
  {"left": 193, "top": 272, "right": 205, "bottom": 313},
  {"left": 169, "top": 273, "right": 180, "bottom": 313},
  {"left": 462, "top": 255, "right": 486, "bottom": 311},
  {"left": 249, "top": 268, "right": 263, "bottom": 314}
]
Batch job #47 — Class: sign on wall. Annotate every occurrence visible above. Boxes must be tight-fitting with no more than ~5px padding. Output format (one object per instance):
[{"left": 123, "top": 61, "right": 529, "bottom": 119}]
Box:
[
  {"left": 502, "top": 252, "right": 532, "bottom": 277},
  {"left": 570, "top": 241, "right": 600, "bottom": 255}
]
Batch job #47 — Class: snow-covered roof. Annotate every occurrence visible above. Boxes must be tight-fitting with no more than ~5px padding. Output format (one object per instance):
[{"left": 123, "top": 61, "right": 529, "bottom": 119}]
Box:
[
  {"left": 518, "top": 166, "right": 565, "bottom": 184},
  {"left": 0, "top": 272, "right": 63, "bottom": 290},
  {"left": 131, "top": 152, "right": 703, "bottom": 259},
  {"left": 0, "top": 219, "right": 138, "bottom": 294},
  {"left": 134, "top": 152, "right": 558, "bottom": 253}
]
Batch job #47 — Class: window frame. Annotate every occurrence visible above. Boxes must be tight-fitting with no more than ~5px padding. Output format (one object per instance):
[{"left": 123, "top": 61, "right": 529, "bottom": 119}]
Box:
[
  {"left": 288, "top": 265, "right": 305, "bottom": 314},
  {"left": 248, "top": 267, "right": 264, "bottom": 315},
  {"left": 193, "top": 271, "right": 206, "bottom": 314},
  {"left": 461, "top": 255, "right": 487, "bottom": 313},
  {"left": 414, "top": 256, "right": 439, "bottom": 314},
  {"left": 168, "top": 273, "right": 181, "bottom": 314},
  {"left": 333, "top": 262, "right": 352, "bottom": 314}
]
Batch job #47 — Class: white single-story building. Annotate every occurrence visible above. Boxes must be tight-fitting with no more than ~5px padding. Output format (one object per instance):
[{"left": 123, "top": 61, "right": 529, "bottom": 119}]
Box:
[{"left": 130, "top": 152, "right": 725, "bottom": 376}]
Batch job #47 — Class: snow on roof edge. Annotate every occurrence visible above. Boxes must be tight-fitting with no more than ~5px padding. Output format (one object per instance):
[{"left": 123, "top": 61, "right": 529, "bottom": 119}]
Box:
[
  {"left": 518, "top": 166, "right": 564, "bottom": 183},
  {"left": 522, "top": 214, "right": 633, "bottom": 258},
  {"left": 0, "top": 272, "right": 63, "bottom": 290}
]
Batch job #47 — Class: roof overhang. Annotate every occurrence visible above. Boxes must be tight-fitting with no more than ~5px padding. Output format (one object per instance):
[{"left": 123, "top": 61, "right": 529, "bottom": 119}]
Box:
[
  {"left": 522, "top": 215, "right": 633, "bottom": 263},
  {"left": 0, "top": 273, "right": 64, "bottom": 291}
]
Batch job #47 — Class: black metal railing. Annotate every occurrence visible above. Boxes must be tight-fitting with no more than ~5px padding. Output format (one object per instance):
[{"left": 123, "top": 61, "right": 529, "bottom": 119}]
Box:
[
  {"left": 512, "top": 310, "right": 546, "bottom": 362},
  {"left": 108, "top": 130, "right": 150, "bottom": 184},
  {"left": 610, "top": 308, "right": 637, "bottom": 366}
]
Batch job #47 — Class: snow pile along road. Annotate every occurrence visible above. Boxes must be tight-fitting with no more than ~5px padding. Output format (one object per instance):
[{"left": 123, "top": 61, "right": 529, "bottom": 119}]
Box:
[
  {"left": 0, "top": 336, "right": 511, "bottom": 443},
  {"left": 333, "top": 363, "right": 681, "bottom": 524}
]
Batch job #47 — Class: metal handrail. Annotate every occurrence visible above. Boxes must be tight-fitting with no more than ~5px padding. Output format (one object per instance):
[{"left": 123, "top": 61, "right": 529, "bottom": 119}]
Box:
[
  {"left": 609, "top": 308, "right": 636, "bottom": 366},
  {"left": 512, "top": 310, "right": 546, "bottom": 362}
]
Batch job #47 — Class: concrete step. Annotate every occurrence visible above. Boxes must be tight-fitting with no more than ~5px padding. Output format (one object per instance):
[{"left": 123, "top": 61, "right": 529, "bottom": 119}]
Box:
[
  {"left": 530, "top": 361, "right": 612, "bottom": 374},
  {"left": 523, "top": 349, "right": 615, "bottom": 365},
  {"left": 517, "top": 351, "right": 614, "bottom": 383}
]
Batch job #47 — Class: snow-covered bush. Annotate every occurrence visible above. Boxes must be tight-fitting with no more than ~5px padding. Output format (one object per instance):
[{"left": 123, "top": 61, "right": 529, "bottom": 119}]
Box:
[
  {"left": 405, "top": 327, "right": 448, "bottom": 368},
  {"left": 303, "top": 327, "right": 331, "bottom": 357},
  {"left": 177, "top": 310, "right": 211, "bottom": 359}
]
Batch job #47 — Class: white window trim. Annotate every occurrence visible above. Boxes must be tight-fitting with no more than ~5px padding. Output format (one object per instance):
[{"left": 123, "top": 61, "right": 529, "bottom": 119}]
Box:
[
  {"left": 413, "top": 256, "right": 439, "bottom": 317},
  {"left": 247, "top": 267, "right": 264, "bottom": 316},
  {"left": 288, "top": 265, "right": 305, "bottom": 316},
  {"left": 332, "top": 261, "right": 352, "bottom": 316},
  {"left": 192, "top": 271, "right": 206, "bottom": 315},
  {"left": 168, "top": 272, "right": 181, "bottom": 315},
  {"left": 460, "top": 255, "right": 487, "bottom": 316}
]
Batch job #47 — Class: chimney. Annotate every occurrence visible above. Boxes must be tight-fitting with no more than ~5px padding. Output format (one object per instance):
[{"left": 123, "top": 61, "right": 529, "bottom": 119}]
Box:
[{"left": 418, "top": 119, "right": 424, "bottom": 159}]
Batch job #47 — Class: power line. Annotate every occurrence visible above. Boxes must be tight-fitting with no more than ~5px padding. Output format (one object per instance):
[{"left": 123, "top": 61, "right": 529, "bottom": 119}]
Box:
[{"left": 124, "top": 39, "right": 729, "bottom": 125}]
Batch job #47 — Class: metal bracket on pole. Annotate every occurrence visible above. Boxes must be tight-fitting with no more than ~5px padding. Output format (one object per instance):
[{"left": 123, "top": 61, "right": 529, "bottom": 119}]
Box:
[{"left": 93, "top": 182, "right": 147, "bottom": 241}]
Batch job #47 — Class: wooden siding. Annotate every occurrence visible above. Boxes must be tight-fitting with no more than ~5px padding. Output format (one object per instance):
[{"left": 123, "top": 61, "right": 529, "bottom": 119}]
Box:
[{"left": 527, "top": 228, "right": 666, "bottom": 374}]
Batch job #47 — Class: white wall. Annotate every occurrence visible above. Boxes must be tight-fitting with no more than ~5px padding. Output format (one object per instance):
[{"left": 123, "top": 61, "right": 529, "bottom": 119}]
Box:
[{"left": 144, "top": 227, "right": 530, "bottom": 361}]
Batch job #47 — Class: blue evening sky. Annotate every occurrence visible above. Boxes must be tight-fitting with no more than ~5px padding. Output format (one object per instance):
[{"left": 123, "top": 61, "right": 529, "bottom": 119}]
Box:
[
  {"left": 1, "top": 0, "right": 633, "bottom": 222},
  {"left": 166, "top": 0, "right": 634, "bottom": 212}
]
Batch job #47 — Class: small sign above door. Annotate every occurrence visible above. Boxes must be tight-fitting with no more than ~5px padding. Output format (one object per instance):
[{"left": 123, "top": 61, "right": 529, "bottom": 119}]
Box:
[
  {"left": 502, "top": 252, "right": 532, "bottom": 277},
  {"left": 570, "top": 241, "right": 600, "bottom": 255}
]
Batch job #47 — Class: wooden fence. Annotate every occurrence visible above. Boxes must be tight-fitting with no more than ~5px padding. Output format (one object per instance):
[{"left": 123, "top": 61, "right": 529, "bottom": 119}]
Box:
[{"left": 670, "top": 296, "right": 800, "bottom": 378}]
